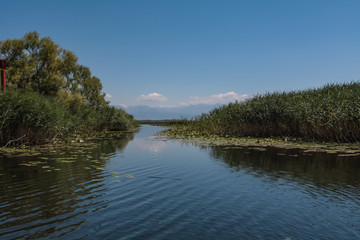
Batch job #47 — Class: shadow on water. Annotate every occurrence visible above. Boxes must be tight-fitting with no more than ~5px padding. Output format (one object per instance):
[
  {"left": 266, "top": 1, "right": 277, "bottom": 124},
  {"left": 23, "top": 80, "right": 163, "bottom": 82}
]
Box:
[
  {"left": 0, "top": 132, "right": 135, "bottom": 239},
  {"left": 209, "top": 145, "right": 360, "bottom": 197}
]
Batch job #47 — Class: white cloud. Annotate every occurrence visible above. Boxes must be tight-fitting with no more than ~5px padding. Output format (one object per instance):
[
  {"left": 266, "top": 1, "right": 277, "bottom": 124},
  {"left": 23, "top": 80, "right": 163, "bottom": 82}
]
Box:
[
  {"left": 180, "top": 91, "right": 248, "bottom": 106},
  {"left": 105, "top": 93, "right": 112, "bottom": 98},
  {"left": 138, "top": 93, "right": 167, "bottom": 102}
]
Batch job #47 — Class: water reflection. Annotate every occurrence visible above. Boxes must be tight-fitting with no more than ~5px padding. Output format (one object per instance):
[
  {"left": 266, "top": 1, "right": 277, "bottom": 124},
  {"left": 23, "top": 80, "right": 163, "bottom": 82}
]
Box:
[
  {"left": 209, "top": 146, "right": 360, "bottom": 203},
  {"left": 134, "top": 139, "right": 168, "bottom": 153},
  {"left": 1, "top": 125, "right": 360, "bottom": 240},
  {"left": 0, "top": 132, "right": 135, "bottom": 239}
]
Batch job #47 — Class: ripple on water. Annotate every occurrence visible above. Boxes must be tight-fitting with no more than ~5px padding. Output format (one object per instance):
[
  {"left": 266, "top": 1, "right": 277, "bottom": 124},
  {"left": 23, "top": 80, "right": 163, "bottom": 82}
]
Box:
[{"left": 1, "top": 125, "right": 360, "bottom": 239}]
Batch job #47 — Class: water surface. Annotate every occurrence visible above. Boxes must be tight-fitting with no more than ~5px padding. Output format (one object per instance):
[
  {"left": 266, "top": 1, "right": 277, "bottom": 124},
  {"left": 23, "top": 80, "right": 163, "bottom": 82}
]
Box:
[{"left": 1, "top": 125, "right": 360, "bottom": 239}]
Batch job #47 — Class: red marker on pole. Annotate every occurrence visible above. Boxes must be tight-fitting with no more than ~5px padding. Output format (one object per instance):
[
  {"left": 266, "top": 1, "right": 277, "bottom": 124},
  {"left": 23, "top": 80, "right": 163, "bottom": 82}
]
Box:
[{"left": 0, "top": 59, "right": 6, "bottom": 92}]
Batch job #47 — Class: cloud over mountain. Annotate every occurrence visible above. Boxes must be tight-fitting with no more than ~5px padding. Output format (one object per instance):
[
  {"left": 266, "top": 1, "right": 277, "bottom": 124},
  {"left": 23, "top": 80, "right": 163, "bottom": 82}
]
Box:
[
  {"left": 138, "top": 93, "right": 167, "bottom": 102},
  {"left": 181, "top": 91, "right": 248, "bottom": 106}
]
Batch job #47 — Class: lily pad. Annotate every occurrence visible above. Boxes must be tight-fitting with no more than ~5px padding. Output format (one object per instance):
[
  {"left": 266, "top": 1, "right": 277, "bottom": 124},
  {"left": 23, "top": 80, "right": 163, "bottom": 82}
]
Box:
[{"left": 123, "top": 174, "right": 135, "bottom": 178}]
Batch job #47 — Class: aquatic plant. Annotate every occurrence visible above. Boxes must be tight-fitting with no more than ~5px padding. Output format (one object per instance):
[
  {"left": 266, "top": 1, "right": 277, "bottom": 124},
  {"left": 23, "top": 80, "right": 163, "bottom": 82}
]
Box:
[
  {"left": 180, "top": 82, "right": 360, "bottom": 143},
  {"left": 0, "top": 90, "right": 137, "bottom": 147}
]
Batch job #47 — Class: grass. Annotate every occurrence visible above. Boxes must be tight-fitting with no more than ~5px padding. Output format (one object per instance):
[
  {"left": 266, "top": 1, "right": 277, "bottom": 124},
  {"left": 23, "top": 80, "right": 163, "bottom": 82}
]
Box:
[
  {"left": 165, "top": 82, "right": 360, "bottom": 143},
  {"left": 0, "top": 90, "right": 138, "bottom": 147}
]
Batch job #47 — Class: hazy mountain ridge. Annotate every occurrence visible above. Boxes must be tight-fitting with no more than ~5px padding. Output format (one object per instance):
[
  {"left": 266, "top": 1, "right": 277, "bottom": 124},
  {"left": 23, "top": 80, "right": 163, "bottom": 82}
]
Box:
[{"left": 118, "top": 104, "right": 222, "bottom": 120}]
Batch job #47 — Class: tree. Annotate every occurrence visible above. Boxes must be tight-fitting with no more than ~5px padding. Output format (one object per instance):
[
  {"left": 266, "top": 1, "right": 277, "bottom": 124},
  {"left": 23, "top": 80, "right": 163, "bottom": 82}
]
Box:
[
  {"left": 0, "top": 32, "right": 64, "bottom": 95},
  {"left": 0, "top": 31, "right": 108, "bottom": 107}
]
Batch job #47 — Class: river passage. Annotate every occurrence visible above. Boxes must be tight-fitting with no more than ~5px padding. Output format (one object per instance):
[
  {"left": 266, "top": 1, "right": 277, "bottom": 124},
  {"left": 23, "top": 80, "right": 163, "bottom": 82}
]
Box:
[{"left": 1, "top": 125, "right": 360, "bottom": 239}]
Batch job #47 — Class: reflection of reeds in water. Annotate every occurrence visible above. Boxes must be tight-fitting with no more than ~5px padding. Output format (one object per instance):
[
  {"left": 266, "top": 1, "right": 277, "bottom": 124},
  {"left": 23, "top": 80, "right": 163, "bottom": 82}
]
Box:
[
  {"left": 209, "top": 146, "right": 360, "bottom": 188},
  {"left": 187, "top": 82, "right": 360, "bottom": 142}
]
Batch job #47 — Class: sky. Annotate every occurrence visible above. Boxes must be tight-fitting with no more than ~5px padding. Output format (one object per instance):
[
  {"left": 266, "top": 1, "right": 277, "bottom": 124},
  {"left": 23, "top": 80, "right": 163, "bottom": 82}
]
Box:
[{"left": 2, "top": 0, "right": 360, "bottom": 108}]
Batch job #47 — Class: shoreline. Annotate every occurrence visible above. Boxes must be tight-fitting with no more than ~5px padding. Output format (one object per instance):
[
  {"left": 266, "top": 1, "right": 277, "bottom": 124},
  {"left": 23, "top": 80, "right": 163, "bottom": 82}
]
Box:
[
  {"left": 160, "top": 128, "right": 360, "bottom": 156},
  {"left": 0, "top": 130, "right": 138, "bottom": 158}
]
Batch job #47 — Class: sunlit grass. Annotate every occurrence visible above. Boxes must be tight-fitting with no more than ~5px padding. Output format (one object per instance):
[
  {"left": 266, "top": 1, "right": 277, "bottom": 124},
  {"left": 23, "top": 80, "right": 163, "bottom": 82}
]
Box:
[{"left": 176, "top": 82, "right": 360, "bottom": 143}]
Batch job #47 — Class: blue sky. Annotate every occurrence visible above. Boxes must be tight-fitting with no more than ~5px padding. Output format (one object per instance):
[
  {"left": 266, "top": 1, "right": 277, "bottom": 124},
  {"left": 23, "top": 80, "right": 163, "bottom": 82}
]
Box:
[{"left": 2, "top": 0, "right": 360, "bottom": 107}]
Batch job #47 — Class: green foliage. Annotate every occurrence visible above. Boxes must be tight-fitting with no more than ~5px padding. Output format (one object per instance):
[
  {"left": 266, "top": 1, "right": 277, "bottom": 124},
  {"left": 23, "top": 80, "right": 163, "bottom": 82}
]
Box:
[
  {"left": 0, "top": 90, "right": 137, "bottom": 146},
  {"left": 0, "top": 32, "right": 137, "bottom": 146},
  {"left": 0, "top": 91, "right": 72, "bottom": 146},
  {"left": 0, "top": 31, "right": 107, "bottom": 106},
  {"left": 186, "top": 82, "right": 360, "bottom": 143}
]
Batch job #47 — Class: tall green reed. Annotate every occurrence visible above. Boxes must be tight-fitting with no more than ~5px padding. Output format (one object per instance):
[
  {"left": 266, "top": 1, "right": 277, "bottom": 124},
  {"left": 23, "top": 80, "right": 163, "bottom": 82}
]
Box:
[{"left": 188, "top": 82, "right": 360, "bottom": 142}]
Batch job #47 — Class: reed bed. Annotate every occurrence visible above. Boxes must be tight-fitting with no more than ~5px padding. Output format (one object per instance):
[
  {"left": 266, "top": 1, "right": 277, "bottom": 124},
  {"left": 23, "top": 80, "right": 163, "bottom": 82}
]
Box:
[
  {"left": 0, "top": 90, "right": 136, "bottom": 147},
  {"left": 186, "top": 82, "right": 360, "bottom": 143}
]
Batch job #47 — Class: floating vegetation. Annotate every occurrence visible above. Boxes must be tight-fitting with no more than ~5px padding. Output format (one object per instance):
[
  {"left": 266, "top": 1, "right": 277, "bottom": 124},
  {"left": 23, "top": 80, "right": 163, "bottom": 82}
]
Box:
[
  {"left": 59, "top": 160, "right": 75, "bottom": 163},
  {"left": 19, "top": 163, "right": 36, "bottom": 167},
  {"left": 112, "top": 180, "right": 121, "bottom": 183},
  {"left": 162, "top": 128, "right": 360, "bottom": 155},
  {"left": 123, "top": 174, "right": 135, "bottom": 178}
]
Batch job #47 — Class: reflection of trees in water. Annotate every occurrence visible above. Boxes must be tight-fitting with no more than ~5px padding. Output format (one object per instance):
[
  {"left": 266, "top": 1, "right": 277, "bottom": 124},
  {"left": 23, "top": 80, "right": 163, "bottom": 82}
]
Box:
[
  {"left": 0, "top": 132, "right": 135, "bottom": 239},
  {"left": 209, "top": 146, "right": 360, "bottom": 188},
  {"left": 96, "top": 132, "right": 135, "bottom": 155}
]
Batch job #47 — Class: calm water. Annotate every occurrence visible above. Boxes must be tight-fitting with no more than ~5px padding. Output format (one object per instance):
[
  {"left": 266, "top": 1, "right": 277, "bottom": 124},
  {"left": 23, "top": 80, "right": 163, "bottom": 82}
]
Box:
[{"left": 1, "top": 125, "right": 360, "bottom": 239}]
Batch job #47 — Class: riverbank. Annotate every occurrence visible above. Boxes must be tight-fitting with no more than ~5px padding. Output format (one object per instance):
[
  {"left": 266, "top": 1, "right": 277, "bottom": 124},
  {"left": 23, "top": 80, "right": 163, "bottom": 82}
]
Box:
[
  {"left": 0, "top": 91, "right": 138, "bottom": 148},
  {"left": 180, "top": 82, "right": 360, "bottom": 143},
  {"left": 0, "top": 129, "right": 138, "bottom": 158},
  {"left": 161, "top": 126, "right": 360, "bottom": 156}
]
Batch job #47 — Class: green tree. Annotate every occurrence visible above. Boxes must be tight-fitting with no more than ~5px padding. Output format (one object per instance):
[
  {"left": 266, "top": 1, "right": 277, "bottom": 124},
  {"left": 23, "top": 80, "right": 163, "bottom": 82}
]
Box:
[
  {"left": 0, "top": 31, "right": 65, "bottom": 95},
  {"left": 0, "top": 31, "right": 108, "bottom": 106},
  {"left": 0, "top": 31, "right": 137, "bottom": 146},
  {"left": 60, "top": 49, "right": 80, "bottom": 92}
]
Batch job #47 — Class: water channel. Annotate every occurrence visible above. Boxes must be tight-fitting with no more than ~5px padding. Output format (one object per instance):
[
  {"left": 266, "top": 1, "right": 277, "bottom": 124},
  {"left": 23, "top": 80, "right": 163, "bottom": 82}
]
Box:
[{"left": 1, "top": 125, "right": 360, "bottom": 239}]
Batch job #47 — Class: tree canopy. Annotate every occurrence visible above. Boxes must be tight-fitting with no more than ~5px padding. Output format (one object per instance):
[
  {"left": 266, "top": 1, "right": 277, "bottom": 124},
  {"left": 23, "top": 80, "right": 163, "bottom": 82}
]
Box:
[{"left": 0, "top": 31, "right": 107, "bottom": 107}]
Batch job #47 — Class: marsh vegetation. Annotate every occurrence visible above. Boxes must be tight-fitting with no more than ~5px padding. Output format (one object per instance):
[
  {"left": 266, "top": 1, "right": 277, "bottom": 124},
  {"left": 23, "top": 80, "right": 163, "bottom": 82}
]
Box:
[{"left": 169, "top": 82, "right": 360, "bottom": 143}]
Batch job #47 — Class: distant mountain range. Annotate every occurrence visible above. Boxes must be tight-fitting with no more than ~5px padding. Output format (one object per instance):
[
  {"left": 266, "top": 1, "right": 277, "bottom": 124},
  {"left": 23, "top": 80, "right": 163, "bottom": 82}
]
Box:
[{"left": 118, "top": 104, "right": 222, "bottom": 120}]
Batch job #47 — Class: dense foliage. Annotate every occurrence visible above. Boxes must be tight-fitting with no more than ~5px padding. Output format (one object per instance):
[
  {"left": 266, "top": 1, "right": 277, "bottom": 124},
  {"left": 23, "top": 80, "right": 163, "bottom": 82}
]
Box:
[
  {"left": 185, "top": 82, "right": 360, "bottom": 143},
  {"left": 0, "top": 32, "right": 136, "bottom": 146}
]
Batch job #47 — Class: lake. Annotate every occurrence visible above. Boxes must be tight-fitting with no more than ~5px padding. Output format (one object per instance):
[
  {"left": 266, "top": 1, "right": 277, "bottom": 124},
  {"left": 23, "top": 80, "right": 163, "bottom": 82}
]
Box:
[{"left": 1, "top": 125, "right": 360, "bottom": 239}]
